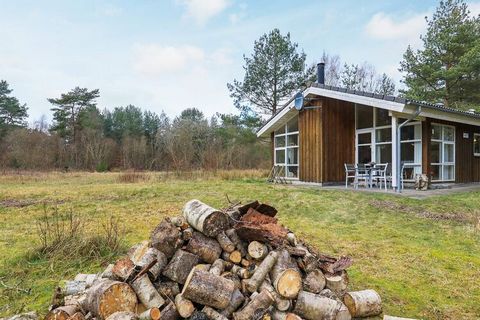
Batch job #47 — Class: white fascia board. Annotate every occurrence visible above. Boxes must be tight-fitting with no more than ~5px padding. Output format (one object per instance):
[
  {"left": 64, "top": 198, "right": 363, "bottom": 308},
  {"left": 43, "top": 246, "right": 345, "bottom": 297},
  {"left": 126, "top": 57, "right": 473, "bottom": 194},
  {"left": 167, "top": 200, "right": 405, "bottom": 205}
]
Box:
[
  {"left": 308, "top": 87, "right": 406, "bottom": 112},
  {"left": 418, "top": 108, "right": 480, "bottom": 127}
]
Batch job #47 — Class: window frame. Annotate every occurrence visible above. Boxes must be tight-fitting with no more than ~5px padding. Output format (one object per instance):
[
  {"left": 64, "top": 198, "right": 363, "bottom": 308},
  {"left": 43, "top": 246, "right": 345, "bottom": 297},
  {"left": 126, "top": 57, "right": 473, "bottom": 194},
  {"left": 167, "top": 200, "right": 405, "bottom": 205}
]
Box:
[
  {"left": 430, "top": 123, "right": 455, "bottom": 182},
  {"left": 474, "top": 133, "right": 480, "bottom": 157},
  {"left": 274, "top": 115, "right": 299, "bottom": 179}
]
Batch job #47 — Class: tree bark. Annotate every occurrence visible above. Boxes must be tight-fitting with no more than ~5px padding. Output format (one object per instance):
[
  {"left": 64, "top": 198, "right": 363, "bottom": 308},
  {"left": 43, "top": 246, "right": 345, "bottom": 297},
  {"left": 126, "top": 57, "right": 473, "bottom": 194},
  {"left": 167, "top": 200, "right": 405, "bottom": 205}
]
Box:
[
  {"left": 182, "top": 269, "right": 235, "bottom": 309},
  {"left": 244, "top": 251, "right": 278, "bottom": 293},
  {"left": 303, "top": 269, "right": 326, "bottom": 294},
  {"left": 86, "top": 280, "right": 137, "bottom": 320},
  {"left": 159, "top": 302, "right": 179, "bottom": 320},
  {"left": 154, "top": 280, "right": 180, "bottom": 301},
  {"left": 174, "top": 294, "right": 195, "bottom": 318},
  {"left": 150, "top": 219, "right": 182, "bottom": 259},
  {"left": 209, "top": 259, "right": 225, "bottom": 276},
  {"left": 112, "top": 257, "right": 136, "bottom": 282},
  {"left": 248, "top": 241, "right": 268, "bottom": 260},
  {"left": 270, "top": 249, "right": 302, "bottom": 299},
  {"left": 219, "top": 289, "right": 245, "bottom": 318},
  {"left": 162, "top": 249, "right": 200, "bottom": 284},
  {"left": 130, "top": 274, "right": 165, "bottom": 309},
  {"left": 185, "top": 231, "right": 222, "bottom": 263},
  {"left": 45, "top": 305, "right": 79, "bottom": 320},
  {"left": 202, "top": 307, "right": 228, "bottom": 320},
  {"left": 232, "top": 289, "right": 274, "bottom": 320},
  {"left": 344, "top": 289, "right": 382, "bottom": 318},
  {"left": 293, "top": 291, "right": 339, "bottom": 320},
  {"left": 183, "top": 199, "right": 229, "bottom": 237},
  {"left": 129, "top": 243, "right": 168, "bottom": 280}
]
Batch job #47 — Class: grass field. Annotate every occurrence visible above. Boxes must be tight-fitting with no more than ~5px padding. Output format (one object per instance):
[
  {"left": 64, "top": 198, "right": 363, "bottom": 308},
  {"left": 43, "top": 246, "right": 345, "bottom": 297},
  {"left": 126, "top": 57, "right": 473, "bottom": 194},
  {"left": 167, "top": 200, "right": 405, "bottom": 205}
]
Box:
[{"left": 1, "top": 171, "right": 479, "bottom": 319}]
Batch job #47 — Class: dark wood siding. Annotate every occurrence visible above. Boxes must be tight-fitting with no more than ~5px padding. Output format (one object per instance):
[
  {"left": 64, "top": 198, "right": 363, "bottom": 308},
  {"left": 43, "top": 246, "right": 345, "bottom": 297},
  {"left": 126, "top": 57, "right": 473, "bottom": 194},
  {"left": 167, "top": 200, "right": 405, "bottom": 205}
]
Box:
[
  {"left": 299, "top": 100, "right": 322, "bottom": 182},
  {"left": 321, "top": 98, "right": 355, "bottom": 183},
  {"left": 422, "top": 118, "right": 480, "bottom": 183}
]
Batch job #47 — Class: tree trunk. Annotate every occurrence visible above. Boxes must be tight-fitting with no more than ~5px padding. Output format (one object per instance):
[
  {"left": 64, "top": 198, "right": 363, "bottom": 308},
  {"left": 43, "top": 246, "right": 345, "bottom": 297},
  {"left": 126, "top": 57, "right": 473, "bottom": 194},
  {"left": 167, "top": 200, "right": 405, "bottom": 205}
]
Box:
[
  {"left": 183, "top": 199, "right": 229, "bottom": 237},
  {"left": 150, "top": 219, "right": 182, "bottom": 258},
  {"left": 185, "top": 231, "right": 222, "bottom": 263},
  {"left": 232, "top": 289, "right": 274, "bottom": 320},
  {"left": 270, "top": 249, "right": 302, "bottom": 299},
  {"left": 182, "top": 269, "right": 235, "bottom": 309},
  {"left": 174, "top": 294, "right": 195, "bottom": 318},
  {"left": 293, "top": 291, "right": 339, "bottom": 320},
  {"left": 138, "top": 308, "right": 161, "bottom": 320},
  {"left": 344, "top": 289, "right": 382, "bottom": 318},
  {"left": 86, "top": 280, "right": 137, "bottom": 320},
  {"left": 244, "top": 251, "right": 278, "bottom": 293},
  {"left": 220, "top": 289, "right": 245, "bottom": 318},
  {"left": 45, "top": 305, "right": 79, "bottom": 320},
  {"left": 216, "top": 231, "right": 235, "bottom": 253},
  {"left": 248, "top": 241, "right": 268, "bottom": 260},
  {"left": 159, "top": 302, "right": 179, "bottom": 320},
  {"left": 202, "top": 307, "right": 228, "bottom": 320},
  {"left": 303, "top": 269, "right": 326, "bottom": 294},
  {"left": 162, "top": 249, "right": 200, "bottom": 284},
  {"left": 130, "top": 274, "right": 165, "bottom": 309}
]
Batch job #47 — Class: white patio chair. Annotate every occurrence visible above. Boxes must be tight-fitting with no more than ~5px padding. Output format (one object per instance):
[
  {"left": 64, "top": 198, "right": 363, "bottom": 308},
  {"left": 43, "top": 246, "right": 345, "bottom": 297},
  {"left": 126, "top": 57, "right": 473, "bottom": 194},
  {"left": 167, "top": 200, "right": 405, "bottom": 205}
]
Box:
[
  {"left": 356, "top": 163, "right": 370, "bottom": 188},
  {"left": 372, "top": 163, "right": 389, "bottom": 190},
  {"left": 344, "top": 163, "right": 357, "bottom": 188}
]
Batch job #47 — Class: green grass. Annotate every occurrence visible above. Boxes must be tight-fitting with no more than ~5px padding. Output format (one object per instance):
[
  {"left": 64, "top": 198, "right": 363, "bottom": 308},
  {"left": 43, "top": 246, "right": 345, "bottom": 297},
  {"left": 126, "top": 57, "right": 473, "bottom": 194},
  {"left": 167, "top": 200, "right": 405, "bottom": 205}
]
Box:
[{"left": 0, "top": 171, "right": 479, "bottom": 319}]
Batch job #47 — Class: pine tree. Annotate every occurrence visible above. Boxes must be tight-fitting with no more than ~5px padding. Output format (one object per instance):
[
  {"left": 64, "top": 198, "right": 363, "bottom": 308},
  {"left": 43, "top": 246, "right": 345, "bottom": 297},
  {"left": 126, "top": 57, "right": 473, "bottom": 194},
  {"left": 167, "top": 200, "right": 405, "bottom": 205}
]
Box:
[
  {"left": 0, "top": 80, "right": 28, "bottom": 136},
  {"left": 399, "top": 0, "right": 480, "bottom": 109}
]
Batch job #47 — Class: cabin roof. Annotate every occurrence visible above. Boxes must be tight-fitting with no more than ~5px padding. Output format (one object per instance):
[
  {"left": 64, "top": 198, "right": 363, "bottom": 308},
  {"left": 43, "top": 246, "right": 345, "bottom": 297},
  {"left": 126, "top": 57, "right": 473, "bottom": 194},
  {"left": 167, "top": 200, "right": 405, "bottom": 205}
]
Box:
[{"left": 256, "top": 83, "right": 480, "bottom": 138}]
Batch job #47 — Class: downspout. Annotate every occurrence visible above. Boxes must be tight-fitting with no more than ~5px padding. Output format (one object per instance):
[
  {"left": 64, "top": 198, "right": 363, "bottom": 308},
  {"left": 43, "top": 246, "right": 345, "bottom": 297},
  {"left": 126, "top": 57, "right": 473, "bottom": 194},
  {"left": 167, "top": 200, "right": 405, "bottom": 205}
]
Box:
[{"left": 396, "top": 105, "right": 422, "bottom": 193}]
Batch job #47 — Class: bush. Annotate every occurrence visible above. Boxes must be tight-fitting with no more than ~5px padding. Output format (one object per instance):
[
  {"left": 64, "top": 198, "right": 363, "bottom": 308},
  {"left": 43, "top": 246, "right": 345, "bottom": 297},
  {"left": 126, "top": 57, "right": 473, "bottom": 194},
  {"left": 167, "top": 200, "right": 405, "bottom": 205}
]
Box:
[{"left": 96, "top": 161, "right": 109, "bottom": 172}]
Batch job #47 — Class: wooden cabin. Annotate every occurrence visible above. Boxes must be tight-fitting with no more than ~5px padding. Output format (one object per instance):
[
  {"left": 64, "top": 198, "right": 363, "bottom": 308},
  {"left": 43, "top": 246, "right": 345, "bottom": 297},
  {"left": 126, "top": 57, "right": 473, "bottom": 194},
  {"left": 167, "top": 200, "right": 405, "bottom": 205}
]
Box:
[{"left": 257, "top": 64, "right": 480, "bottom": 187}]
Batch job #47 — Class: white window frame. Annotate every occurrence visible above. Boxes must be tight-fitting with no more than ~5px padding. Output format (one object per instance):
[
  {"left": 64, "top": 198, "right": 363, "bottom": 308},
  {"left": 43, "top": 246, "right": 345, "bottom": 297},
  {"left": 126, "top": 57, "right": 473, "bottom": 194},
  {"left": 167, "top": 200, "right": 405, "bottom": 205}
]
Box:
[
  {"left": 431, "top": 123, "right": 455, "bottom": 182},
  {"left": 400, "top": 121, "right": 423, "bottom": 179},
  {"left": 474, "top": 133, "right": 480, "bottom": 157},
  {"left": 274, "top": 115, "right": 299, "bottom": 179}
]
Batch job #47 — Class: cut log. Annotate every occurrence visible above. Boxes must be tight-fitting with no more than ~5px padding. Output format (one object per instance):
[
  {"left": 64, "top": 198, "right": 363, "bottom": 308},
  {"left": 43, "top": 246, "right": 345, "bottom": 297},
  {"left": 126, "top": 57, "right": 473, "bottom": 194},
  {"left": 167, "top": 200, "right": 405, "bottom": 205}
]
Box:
[
  {"left": 254, "top": 203, "right": 278, "bottom": 217},
  {"left": 159, "top": 302, "right": 179, "bottom": 320},
  {"left": 232, "top": 289, "right": 274, "bottom": 320},
  {"left": 221, "top": 272, "right": 242, "bottom": 290},
  {"left": 162, "top": 249, "right": 200, "bottom": 284},
  {"left": 225, "top": 229, "right": 247, "bottom": 257},
  {"left": 101, "top": 264, "right": 115, "bottom": 280},
  {"left": 86, "top": 280, "right": 137, "bottom": 320},
  {"left": 303, "top": 269, "right": 326, "bottom": 294},
  {"left": 244, "top": 251, "right": 278, "bottom": 293},
  {"left": 270, "top": 249, "right": 302, "bottom": 299},
  {"left": 228, "top": 250, "right": 243, "bottom": 264},
  {"left": 216, "top": 231, "right": 235, "bottom": 253},
  {"left": 138, "top": 308, "right": 161, "bottom": 320},
  {"left": 45, "top": 305, "right": 79, "bottom": 320},
  {"left": 194, "top": 264, "right": 212, "bottom": 272},
  {"left": 325, "top": 271, "right": 349, "bottom": 298},
  {"left": 112, "top": 257, "right": 136, "bottom": 282},
  {"left": 154, "top": 280, "right": 180, "bottom": 300},
  {"left": 105, "top": 312, "right": 137, "bottom": 320},
  {"left": 248, "top": 241, "right": 268, "bottom": 260},
  {"left": 209, "top": 259, "right": 225, "bottom": 276},
  {"left": 67, "top": 312, "right": 85, "bottom": 320},
  {"left": 150, "top": 219, "right": 182, "bottom": 258},
  {"left": 182, "top": 269, "right": 235, "bottom": 309},
  {"left": 130, "top": 274, "right": 165, "bottom": 308},
  {"left": 240, "top": 259, "right": 251, "bottom": 268},
  {"left": 219, "top": 289, "right": 245, "bottom": 318},
  {"left": 64, "top": 293, "right": 87, "bottom": 309},
  {"left": 293, "top": 291, "right": 340, "bottom": 320},
  {"left": 344, "top": 289, "right": 382, "bottom": 318},
  {"left": 74, "top": 274, "right": 99, "bottom": 287},
  {"left": 64, "top": 281, "right": 87, "bottom": 296},
  {"left": 286, "top": 233, "right": 297, "bottom": 247},
  {"left": 231, "top": 265, "right": 254, "bottom": 279},
  {"left": 271, "top": 311, "right": 303, "bottom": 320},
  {"left": 185, "top": 231, "right": 222, "bottom": 263},
  {"left": 183, "top": 199, "right": 229, "bottom": 237},
  {"left": 129, "top": 243, "right": 168, "bottom": 280},
  {"left": 182, "top": 227, "right": 193, "bottom": 241},
  {"left": 234, "top": 210, "right": 288, "bottom": 246},
  {"left": 170, "top": 216, "right": 188, "bottom": 229},
  {"left": 174, "top": 294, "right": 195, "bottom": 318},
  {"left": 5, "top": 312, "right": 38, "bottom": 320},
  {"left": 189, "top": 311, "right": 209, "bottom": 320},
  {"left": 259, "top": 281, "right": 291, "bottom": 312},
  {"left": 336, "top": 303, "right": 352, "bottom": 320},
  {"left": 201, "top": 307, "right": 228, "bottom": 320},
  {"left": 383, "top": 316, "right": 418, "bottom": 320}
]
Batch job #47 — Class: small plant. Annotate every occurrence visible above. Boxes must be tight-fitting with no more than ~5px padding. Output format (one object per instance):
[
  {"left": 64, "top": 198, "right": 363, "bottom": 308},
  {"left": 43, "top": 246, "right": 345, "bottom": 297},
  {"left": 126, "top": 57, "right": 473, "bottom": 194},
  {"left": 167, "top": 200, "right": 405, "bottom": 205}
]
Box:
[{"left": 95, "top": 162, "right": 108, "bottom": 172}]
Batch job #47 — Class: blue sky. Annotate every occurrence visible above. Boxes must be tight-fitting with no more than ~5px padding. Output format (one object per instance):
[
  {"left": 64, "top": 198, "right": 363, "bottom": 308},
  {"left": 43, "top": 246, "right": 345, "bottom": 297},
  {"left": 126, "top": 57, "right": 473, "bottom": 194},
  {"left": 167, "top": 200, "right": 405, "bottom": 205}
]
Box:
[{"left": 1, "top": 0, "right": 479, "bottom": 123}]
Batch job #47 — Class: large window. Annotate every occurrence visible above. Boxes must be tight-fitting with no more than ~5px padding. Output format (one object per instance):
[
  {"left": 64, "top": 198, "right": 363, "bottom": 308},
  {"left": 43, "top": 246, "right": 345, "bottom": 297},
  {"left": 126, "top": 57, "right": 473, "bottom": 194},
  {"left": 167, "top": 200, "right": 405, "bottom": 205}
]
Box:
[
  {"left": 400, "top": 122, "right": 422, "bottom": 180},
  {"left": 474, "top": 133, "right": 480, "bottom": 157},
  {"left": 274, "top": 116, "right": 299, "bottom": 178},
  {"left": 430, "top": 124, "right": 455, "bottom": 181}
]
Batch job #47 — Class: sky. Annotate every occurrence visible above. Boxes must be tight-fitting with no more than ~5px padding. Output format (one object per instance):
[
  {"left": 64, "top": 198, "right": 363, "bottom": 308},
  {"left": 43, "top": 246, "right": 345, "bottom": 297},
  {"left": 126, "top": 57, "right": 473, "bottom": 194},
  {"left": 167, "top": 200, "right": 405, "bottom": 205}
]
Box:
[{"left": 1, "top": 0, "right": 480, "bottom": 124}]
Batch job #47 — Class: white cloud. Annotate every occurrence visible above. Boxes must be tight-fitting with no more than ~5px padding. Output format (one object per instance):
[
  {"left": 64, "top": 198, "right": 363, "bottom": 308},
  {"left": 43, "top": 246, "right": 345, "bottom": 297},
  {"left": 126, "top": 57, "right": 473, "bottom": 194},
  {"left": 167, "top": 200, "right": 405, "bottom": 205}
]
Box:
[
  {"left": 133, "top": 44, "right": 205, "bottom": 75},
  {"left": 365, "top": 12, "right": 427, "bottom": 41},
  {"left": 176, "top": 0, "right": 230, "bottom": 25},
  {"left": 469, "top": 2, "right": 480, "bottom": 16},
  {"left": 211, "top": 48, "right": 233, "bottom": 65}
]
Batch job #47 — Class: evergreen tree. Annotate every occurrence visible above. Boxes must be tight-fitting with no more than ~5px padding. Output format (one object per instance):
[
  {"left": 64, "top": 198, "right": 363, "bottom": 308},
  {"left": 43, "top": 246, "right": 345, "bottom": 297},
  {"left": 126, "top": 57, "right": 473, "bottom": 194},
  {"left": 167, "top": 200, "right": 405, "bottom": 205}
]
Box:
[
  {"left": 228, "top": 29, "right": 313, "bottom": 115},
  {"left": 399, "top": 0, "right": 480, "bottom": 109},
  {"left": 0, "top": 80, "right": 28, "bottom": 136}
]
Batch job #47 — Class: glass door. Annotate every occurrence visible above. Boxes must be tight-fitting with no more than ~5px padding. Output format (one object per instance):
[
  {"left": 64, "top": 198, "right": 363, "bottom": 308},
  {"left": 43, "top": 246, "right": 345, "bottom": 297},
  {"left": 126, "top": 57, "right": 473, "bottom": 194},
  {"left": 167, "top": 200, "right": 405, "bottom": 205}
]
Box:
[{"left": 356, "top": 130, "right": 373, "bottom": 164}]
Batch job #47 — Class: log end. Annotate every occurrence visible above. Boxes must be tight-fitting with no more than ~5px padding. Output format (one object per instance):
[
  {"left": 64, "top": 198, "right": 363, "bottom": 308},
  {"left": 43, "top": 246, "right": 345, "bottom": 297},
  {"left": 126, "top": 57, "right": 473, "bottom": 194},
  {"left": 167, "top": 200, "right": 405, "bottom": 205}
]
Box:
[
  {"left": 276, "top": 269, "right": 302, "bottom": 299},
  {"left": 98, "top": 282, "right": 137, "bottom": 319}
]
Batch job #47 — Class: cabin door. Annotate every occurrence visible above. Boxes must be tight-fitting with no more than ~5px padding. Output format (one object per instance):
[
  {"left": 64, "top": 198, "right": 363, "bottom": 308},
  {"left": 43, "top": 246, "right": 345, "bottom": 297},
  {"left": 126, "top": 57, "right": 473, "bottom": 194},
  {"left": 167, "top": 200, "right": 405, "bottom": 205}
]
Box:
[{"left": 356, "top": 130, "right": 374, "bottom": 164}]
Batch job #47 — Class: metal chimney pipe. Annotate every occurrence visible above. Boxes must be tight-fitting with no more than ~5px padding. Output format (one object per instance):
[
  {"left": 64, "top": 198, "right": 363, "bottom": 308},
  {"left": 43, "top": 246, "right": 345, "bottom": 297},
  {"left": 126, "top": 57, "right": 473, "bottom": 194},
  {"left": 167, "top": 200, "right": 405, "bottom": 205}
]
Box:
[{"left": 317, "top": 62, "right": 325, "bottom": 85}]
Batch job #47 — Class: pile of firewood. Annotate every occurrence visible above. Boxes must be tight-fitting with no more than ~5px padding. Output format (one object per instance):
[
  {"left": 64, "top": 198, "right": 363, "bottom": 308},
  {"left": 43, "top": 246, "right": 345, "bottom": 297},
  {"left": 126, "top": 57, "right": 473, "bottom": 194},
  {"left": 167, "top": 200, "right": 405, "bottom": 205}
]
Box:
[{"left": 19, "top": 200, "right": 390, "bottom": 320}]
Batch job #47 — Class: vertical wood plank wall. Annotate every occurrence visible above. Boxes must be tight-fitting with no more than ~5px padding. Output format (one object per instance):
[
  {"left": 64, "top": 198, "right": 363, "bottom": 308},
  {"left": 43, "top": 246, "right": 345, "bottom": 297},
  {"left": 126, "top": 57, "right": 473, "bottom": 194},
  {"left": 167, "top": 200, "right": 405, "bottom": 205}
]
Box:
[
  {"left": 299, "top": 100, "right": 323, "bottom": 182},
  {"left": 422, "top": 118, "right": 480, "bottom": 183},
  {"left": 321, "top": 98, "right": 355, "bottom": 182},
  {"left": 298, "top": 98, "right": 355, "bottom": 183}
]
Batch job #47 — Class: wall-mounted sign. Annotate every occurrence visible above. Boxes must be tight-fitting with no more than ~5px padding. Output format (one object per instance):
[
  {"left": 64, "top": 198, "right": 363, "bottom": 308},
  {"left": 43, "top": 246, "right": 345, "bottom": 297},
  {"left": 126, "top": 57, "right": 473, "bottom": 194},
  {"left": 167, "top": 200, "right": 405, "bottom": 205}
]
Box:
[{"left": 463, "top": 132, "right": 469, "bottom": 139}]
